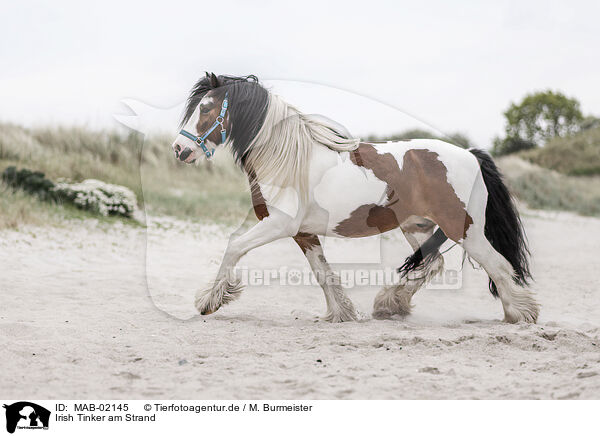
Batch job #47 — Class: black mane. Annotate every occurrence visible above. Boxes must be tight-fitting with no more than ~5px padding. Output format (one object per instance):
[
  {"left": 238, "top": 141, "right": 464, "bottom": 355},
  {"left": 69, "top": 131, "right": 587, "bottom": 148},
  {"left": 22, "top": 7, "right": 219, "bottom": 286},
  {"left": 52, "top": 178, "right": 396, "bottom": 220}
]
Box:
[{"left": 181, "top": 73, "right": 269, "bottom": 164}]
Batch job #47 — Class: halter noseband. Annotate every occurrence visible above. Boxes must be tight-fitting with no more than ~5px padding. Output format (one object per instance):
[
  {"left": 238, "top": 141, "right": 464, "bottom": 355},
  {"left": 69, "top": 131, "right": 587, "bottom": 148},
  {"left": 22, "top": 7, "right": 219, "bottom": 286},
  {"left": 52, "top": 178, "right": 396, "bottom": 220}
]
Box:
[{"left": 179, "top": 92, "right": 229, "bottom": 159}]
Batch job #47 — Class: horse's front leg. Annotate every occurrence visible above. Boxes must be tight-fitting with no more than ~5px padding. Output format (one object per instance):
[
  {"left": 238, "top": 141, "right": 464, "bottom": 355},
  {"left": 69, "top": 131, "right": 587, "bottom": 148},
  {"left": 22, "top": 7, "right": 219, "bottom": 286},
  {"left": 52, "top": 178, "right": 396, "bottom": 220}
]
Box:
[
  {"left": 195, "top": 214, "right": 295, "bottom": 315},
  {"left": 293, "top": 232, "right": 358, "bottom": 322}
]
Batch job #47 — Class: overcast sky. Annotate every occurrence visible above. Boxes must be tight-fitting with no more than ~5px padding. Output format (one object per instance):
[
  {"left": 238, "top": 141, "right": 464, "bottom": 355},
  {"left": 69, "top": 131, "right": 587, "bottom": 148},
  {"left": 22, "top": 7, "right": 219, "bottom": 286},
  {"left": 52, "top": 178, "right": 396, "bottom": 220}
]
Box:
[{"left": 1, "top": 0, "right": 599, "bottom": 147}]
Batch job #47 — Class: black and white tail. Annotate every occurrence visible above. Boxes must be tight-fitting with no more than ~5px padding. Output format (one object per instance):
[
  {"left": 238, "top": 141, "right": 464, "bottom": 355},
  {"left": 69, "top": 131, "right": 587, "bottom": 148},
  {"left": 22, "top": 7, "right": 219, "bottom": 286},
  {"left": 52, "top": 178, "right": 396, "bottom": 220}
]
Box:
[
  {"left": 468, "top": 148, "right": 531, "bottom": 296},
  {"left": 398, "top": 149, "right": 532, "bottom": 298}
]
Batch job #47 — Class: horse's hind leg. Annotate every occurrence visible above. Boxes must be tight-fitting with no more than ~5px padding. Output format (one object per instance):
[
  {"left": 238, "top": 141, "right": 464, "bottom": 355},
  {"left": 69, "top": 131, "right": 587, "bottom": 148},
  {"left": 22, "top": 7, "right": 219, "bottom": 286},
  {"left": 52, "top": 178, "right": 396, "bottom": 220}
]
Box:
[
  {"left": 455, "top": 168, "right": 538, "bottom": 323},
  {"left": 293, "top": 232, "right": 358, "bottom": 322},
  {"left": 461, "top": 227, "right": 539, "bottom": 323},
  {"left": 372, "top": 218, "right": 444, "bottom": 319}
]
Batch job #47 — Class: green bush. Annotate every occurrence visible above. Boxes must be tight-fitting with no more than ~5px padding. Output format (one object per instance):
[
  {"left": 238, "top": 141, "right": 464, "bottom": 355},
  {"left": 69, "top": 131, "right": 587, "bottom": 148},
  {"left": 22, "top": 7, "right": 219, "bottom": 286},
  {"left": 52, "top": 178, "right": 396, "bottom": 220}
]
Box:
[
  {"left": 500, "top": 90, "right": 583, "bottom": 148},
  {"left": 1, "top": 166, "right": 56, "bottom": 200},
  {"left": 2, "top": 166, "right": 138, "bottom": 218},
  {"left": 492, "top": 136, "right": 537, "bottom": 156}
]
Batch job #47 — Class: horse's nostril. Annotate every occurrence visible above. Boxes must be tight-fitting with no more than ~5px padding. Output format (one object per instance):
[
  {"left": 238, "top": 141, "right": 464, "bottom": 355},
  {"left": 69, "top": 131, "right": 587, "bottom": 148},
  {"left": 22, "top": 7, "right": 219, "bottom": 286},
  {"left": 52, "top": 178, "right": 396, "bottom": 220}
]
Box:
[
  {"left": 179, "top": 147, "right": 192, "bottom": 161},
  {"left": 175, "top": 144, "right": 181, "bottom": 152}
]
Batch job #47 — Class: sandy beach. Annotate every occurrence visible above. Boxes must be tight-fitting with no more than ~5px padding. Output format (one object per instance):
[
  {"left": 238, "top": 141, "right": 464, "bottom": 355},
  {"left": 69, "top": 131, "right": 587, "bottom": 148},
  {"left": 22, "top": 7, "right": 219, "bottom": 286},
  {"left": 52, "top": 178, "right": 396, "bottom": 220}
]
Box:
[{"left": 1, "top": 209, "right": 599, "bottom": 399}]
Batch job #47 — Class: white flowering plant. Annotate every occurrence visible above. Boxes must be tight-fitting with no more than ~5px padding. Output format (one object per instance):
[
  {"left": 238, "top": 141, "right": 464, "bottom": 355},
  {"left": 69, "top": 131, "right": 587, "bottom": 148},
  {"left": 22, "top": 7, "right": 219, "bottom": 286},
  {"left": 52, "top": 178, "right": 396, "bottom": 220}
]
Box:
[{"left": 53, "top": 179, "right": 138, "bottom": 218}]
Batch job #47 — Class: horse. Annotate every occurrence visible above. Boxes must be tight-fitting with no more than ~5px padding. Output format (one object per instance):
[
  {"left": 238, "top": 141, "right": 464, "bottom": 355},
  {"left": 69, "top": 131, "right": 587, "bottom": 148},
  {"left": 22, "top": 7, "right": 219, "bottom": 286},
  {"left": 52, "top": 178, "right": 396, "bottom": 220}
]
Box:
[{"left": 170, "top": 73, "right": 539, "bottom": 323}]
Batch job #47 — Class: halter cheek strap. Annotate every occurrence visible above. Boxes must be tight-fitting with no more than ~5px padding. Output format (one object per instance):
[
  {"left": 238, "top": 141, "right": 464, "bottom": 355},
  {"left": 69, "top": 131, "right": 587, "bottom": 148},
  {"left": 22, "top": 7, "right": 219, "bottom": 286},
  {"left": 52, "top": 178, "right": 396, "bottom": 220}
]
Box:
[{"left": 179, "top": 92, "right": 229, "bottom": 159}]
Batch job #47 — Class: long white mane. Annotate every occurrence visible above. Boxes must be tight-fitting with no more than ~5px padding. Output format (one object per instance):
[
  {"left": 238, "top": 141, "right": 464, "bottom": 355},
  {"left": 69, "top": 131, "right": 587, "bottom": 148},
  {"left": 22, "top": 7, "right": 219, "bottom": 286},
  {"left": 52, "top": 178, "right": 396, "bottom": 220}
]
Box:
[{"left": 244, "top": 94, "right": 360, "bottom": 202}]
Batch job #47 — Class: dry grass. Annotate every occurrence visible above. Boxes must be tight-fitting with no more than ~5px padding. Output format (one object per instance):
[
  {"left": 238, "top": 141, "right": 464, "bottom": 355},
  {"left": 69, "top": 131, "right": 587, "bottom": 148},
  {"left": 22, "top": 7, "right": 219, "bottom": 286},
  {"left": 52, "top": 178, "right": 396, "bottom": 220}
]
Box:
[
  {"left": 0, "top": 187, "right": 56, "bottom": 229},
  {"left": 520, "top": 126, "right": 600, "bottom": 176},
  {"left": 0, "top": 123, "right": 252, "bottom": 229},
  {"left": 498, "top": 156, "right": 600, "bottom": 216},
  {"left": 0, "top": 185, "right": 138, "bottom": 230}
]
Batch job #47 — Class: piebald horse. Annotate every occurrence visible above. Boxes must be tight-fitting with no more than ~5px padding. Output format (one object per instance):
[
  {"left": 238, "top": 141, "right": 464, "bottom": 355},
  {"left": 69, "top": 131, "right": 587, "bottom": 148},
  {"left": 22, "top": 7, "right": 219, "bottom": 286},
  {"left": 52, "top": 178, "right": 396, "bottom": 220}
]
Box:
[{"left": 171, "top": 73, "right": 539, "bottom": 323}]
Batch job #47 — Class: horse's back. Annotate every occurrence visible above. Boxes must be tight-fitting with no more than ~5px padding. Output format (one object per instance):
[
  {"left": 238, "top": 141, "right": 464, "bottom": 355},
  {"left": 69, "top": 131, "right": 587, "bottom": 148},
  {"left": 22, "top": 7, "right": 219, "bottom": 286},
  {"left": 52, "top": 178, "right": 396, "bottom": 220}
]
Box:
[
  {"left": 370, "top": 139, "right": 479, "bottom": 173},
  {"left": 370, "top": 139, "right": 481, "bottom": 208}
]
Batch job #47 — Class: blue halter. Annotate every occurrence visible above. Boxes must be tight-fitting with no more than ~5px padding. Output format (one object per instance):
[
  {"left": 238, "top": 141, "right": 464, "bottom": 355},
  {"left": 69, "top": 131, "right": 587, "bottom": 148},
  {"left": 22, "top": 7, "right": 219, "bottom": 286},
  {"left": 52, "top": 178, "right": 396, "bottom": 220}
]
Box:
[{"left": 179, "top": 92, "right": 229, "bottom": 159}]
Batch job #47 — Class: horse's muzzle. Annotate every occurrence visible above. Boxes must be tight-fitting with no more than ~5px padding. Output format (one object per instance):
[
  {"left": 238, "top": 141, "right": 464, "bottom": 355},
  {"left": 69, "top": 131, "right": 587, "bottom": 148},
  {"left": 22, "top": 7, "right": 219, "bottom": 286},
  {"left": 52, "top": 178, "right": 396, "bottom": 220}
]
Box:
[
  {"left": 178, "top": 147, "right": 193, "bottom": 162},
  {"left": 172, "top": 143, "right": 194, "bottom": 162}
]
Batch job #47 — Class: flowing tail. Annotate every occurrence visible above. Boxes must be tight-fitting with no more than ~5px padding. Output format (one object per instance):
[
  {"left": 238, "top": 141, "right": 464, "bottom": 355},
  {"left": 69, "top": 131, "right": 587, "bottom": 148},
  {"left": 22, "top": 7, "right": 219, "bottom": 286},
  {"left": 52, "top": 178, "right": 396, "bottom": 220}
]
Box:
[
  {"left": 468, "top": 148, "right": 531, "bottom": 296},
  {"left": 398, "top": 148, "right": 531, "bottom": 298}
]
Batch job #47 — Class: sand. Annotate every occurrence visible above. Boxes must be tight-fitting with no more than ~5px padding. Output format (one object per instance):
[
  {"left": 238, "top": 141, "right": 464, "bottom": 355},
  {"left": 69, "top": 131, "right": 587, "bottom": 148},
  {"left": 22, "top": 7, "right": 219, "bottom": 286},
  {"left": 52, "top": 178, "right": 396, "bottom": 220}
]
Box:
[{"left": 1, "top": 209, "right": 599, "bottom": 399}]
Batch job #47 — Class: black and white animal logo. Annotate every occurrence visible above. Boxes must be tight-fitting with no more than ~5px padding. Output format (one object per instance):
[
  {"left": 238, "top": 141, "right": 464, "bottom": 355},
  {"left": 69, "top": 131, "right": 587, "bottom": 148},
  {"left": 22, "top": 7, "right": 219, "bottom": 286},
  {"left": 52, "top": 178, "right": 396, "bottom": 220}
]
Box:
[{"left": 3, "top": 402, "right": 50, "bottom": 434}]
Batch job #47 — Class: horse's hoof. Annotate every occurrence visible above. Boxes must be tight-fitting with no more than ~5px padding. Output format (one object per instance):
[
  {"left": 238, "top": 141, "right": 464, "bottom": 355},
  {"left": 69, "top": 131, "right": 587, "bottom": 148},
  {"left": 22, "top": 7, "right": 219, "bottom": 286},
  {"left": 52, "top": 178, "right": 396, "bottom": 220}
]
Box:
[
  {"left": 503, "top": 303, "right": 539, "bottom": 324},
  {"left": 372, "top": 309, "right": 394, "bottom": 320},
  {"left": 321, "top": 311, "right": 358, "bottom": 323},
  {"left": 201, "top": 308, "right": 218, "bottom": 315}
]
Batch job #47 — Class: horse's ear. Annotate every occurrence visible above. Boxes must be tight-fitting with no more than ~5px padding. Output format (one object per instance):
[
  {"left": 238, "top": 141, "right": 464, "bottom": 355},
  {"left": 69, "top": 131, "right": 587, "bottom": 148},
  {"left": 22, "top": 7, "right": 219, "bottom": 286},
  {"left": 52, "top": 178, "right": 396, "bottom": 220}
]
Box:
[{"left": 209, "top": 72, "right": 219, "bottom": 88}]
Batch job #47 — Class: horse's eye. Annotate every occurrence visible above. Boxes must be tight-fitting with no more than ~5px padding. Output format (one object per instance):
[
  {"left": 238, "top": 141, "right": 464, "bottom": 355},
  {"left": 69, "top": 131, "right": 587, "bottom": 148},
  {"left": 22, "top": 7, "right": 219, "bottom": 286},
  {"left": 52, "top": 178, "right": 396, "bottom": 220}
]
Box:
[{"left": 200, "top": 107, "right": 210, "bottom": 114}]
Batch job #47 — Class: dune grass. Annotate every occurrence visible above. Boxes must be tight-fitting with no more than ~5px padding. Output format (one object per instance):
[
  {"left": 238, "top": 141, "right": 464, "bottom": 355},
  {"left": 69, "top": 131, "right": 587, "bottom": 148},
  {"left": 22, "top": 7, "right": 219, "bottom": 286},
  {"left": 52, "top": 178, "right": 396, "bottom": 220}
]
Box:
[
  {"left": 520, "top": 126, "right": 600, "bottom": 176},
  {"left": 498, "top": 156, "right": 600, "bottom": 217},
  {"left": 0, "top": 186, "right": 139, "bottom": 230},
  {"left": 504, "top": 126, "right": 600, "bottom": 215},
  {"left": 0, "top": 187, "right": 59, "bottom": 229},
  {"left": 0, "top": 123, "right": 252, "bottom": 230}
]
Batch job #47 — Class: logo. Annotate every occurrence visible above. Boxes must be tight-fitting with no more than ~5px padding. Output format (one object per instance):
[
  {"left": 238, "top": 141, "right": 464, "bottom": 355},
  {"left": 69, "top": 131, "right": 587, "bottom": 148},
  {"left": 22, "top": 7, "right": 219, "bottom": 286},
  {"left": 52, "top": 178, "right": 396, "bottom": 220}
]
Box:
[{"left": 3, "top": 402, "right": 50, "bottom": 434}]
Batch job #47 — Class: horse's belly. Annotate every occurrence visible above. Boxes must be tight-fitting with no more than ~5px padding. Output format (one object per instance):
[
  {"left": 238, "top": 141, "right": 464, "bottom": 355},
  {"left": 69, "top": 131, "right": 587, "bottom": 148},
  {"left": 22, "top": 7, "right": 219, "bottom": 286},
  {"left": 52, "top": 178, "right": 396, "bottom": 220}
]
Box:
[{"left": 306, "top": 154, "right": 389, "bottom": 236}]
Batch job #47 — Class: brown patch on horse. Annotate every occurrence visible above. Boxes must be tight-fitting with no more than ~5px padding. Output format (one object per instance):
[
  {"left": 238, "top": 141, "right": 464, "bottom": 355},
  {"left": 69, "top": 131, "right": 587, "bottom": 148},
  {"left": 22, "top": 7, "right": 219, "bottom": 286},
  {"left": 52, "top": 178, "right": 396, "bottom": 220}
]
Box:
[
  {"left": 335, "top": 143, "right": 472, "bottom": 241},
  {"left": 336, "top": 204, "right": 400, "bottom": 235},
  {"left": 246, "top": 169, "right": 269, "bottom": 220},
  {"left": 293, "top": 232, "right": 320, "bottom": 254}
]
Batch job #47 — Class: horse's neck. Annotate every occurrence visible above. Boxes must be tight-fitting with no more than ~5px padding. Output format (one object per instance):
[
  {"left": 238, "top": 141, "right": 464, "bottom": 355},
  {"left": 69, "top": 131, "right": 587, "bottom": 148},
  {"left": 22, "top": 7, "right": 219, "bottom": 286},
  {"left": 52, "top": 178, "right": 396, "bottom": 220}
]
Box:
[{"left": 241, "top": 142, "right": 335, "bottom": 216}]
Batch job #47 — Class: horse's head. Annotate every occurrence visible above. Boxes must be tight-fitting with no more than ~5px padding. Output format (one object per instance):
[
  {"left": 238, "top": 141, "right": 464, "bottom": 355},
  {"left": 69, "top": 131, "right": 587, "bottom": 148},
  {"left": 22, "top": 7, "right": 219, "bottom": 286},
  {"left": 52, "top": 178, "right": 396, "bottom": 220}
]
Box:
[
  {"left": 172, "top": 73, "right": 231, "bottom": 163},
  {"left": 172, "top": 73, "right": 269, "bottom": 165}
]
